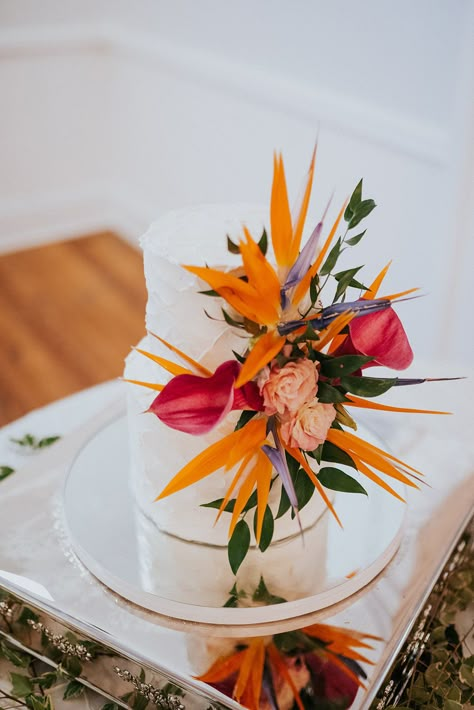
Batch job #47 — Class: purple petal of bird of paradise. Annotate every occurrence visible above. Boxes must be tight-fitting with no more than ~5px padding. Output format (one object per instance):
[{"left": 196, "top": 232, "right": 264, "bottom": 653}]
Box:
[
  {"left": 278, "top": 298, "right": 391, "bottom": 336},
  {"left": 394, "top": 376, "right": 465, "bottom": 386},
  {"left": 261, "top": 444, "right": 299, "bottom": 514},
  {"left": 284, "top": 196, "right": 333, "bottom": 291},
  {"left": 149, "top": 360, "right": 241, "bottom": 435}
]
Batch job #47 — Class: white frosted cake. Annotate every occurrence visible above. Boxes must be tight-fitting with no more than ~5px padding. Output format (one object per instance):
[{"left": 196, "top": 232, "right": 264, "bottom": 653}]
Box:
[{"left": 124, "top": 205, "right": 331, "bottom": 548}]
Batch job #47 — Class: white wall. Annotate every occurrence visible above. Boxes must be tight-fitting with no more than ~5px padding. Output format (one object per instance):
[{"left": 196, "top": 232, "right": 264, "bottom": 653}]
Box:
[{"left": 0, "top": 1, "right": 473, "bottom": 365}]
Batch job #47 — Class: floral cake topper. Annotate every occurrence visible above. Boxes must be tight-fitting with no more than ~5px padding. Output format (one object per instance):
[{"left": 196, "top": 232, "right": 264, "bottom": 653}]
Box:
[{"left": 127, "top": 147, "right": 455, "bottom": 574}]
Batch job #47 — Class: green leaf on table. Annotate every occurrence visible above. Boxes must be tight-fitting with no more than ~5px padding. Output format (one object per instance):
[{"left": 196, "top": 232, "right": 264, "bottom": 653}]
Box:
[
  {"left": 320, "top": 354, "right": 372, "bottom": 378},
  {"left": 9, "top": 434, "right": 60, "bottom": 451},
  {"left": 320, "top": 237, "right": 343, "bottom": 276},
  {"left": 63, "top": 679, "right": 85, "bottom": 700},
  {"left": 253, "top": 506, "right": 274, "bottom": 552},
  {"left": 0, "top": 640, "right": 31, "bottom": 667},
  {"left": 348, "top": 199, "right": 376, "bottom": 229},
  {"left": 317, "top": 467, "right": 367, "bottom": 495},
  {"left": 0, "top": 466, "right": 15, "bottom": 482},
  {"left": 27, "top": 696, "right": 53, "bottom": 710},
  {"left": 199, "top": 289, "right": 220, "bottom": 297},
  {"left": 344, "top": 179, "right": 363, "bottom": 222},
  {"left": 228, "top": 520, "right": 250, "bottom": 574},
  {"left": 37, "top": 436, "right": 60, "bottom": 449},
  {"left": 340, "top": 375, "right": 396, "bottom": 397},
  {"left": 346, "top": 229, "right": 366, "bottom": 246},
  {"left": 10, "top": 672, "right": 33, "bottom": 698},
  {"left": 321, "top": 441, "right": 357, "bottom": 469}
]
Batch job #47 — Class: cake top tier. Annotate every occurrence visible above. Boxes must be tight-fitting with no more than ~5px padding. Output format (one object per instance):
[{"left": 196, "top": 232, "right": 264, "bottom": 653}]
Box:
[{"left": 141, "top": 203, "right": 269, "bottom": 265}]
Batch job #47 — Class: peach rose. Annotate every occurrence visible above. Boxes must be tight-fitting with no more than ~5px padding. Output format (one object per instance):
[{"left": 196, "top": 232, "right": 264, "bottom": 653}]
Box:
[
  {"left": 280, "top": 400, "right": 336, "bottom": 450},
  {"left": 258, "top": 359, "right": 318, "bottom": 416}
]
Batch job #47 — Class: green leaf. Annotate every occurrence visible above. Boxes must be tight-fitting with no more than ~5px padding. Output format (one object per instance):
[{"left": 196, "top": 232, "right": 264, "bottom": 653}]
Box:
[
  {"left": 201, "top": 498, "right": 234, "bottom": 512},
  {"left": 34, "top": 672, "right": 58, "bottom": 690},
  {"left": 234, "top": 409, "right": 257, "bottom": 431},
  {"left": 348, "top": 198, "right": 376, "bottom": 229},
  {"left": 252, "top": 576, "right": 286, "bottom": 605},
  {"left": 222, "top": 308, "right": 244, "bottom": 329},
  {"left": 321, "top": 441, "right": 356, "bottom": 469},
  {"left": 320, "top": 237, "right": 342, "bottom": 276},
  {"left": 226, "top": 235, "right": 240, "bottom": 254},
  {"left": 258, "top": 228, "right": 268, "bottom": 256},
  {"left": 199, "top": 289, "right": 220, "bottom": 297},
  {"left": 317, "top": 467, "right": 367, "bottom": 495},
  {"left": 17, "top": 608, "right": 40, "bottom": 626},
  {"left": 320, "top": 354, "right": 372, "bottom": 378},
  {"left": 253, "top": 506, "right": 274, "bottom": 552},
  {"left": 232, "top": 350, "right": 246, "bottom": 364},
  {"left": 309, "top": 274, "right": 319, "bottom": 305},
  {"left": 346, "top": 229, "right": 366, "bottom": 246},
  {"left": 0, "top": 465, "right": 15, "bottom": 482},
  {"left": 335, "top": 403, "right": 358, "bottom": 430},
  {"left": 340, "top": 375, "right": 396, "bottom": 397},
  {"left": 37, "top": 436, "right": 60, "bottom": 449},
  {"left": 316, "top": 382, "right": 349, "bottom": 403},
  {"left": 132, "top": 694, "right": 149, "bottom": 710},
  {"left": 10, "top": 672, "right": 34, "bottom": 698},
  {"left": 443, "top": 701, "right": 463, "bottom": 710},
  {"left": 344, "top": 179, "right": 363, "bottom": 222},
  {"left": 63, "top": 679, "right": 85, "bottom": 700},
  {"left": 459, "top": 662, "right": 474, "bottom": 687},
  {"left": 0, "top": 640, "right": 31, "bottom": 667},
  {"left": 293, "top": 468, "right": 315, "bottom": 513},
  {"left": 27, "top": 696, "right": 53, "bottom": 710},
  {"left": 223, "top": 595, "right": 238, "bottom": 607},
  {"left": 276, "top": 485, "right": 291, "bottom": 519},
  {"left": 228, "top": 520, "right": 251, "bottom": 574},
  {"left": 333, "top": 266, "right": 364, "bottom": 302},
  {"left": 61, "top": 656, "right": 82, "bottom": 678}
]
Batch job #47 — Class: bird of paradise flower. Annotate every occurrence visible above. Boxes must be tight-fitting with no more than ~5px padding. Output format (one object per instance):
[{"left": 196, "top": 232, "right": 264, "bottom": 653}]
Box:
[
  {"left": 126, "top": 146, "right": 455, "bottom": 555},
  {"left": 195, "top": 623, "right": 381, "bottom": 710}
]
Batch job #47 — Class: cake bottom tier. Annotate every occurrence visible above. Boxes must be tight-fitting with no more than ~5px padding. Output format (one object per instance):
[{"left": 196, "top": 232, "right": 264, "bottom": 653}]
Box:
[{"left": 125, "top": 341, "right": 332, "bottom": 547}]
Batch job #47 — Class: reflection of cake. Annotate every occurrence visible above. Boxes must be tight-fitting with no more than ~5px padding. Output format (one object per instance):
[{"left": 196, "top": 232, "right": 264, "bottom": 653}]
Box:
[{"left": 125, "top": 205, "right": 330, "bottom": 547}]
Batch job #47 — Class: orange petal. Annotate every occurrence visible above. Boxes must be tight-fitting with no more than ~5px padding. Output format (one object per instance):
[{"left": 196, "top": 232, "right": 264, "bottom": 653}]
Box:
[
  {"left": 155, "top": 426, "right": 246, "bottom": 500},
  {"left": 362, "top": 261, "right": 392, "bottom": 300},
  {"left": 225, "top": 418, "right": 268, "bottom": 470},
  {"left": 240, "top": 227, "right": 281, "bottom": 314},
  {"left": 382, "top": 286, "right": 420, "bottom": 301},
  {"left": 270, "top": 153, "right": 293, "bottom": 267},
  {"left": 349, "top": 454, "right": 406, "bottom": 502},
  {"left": 255, "top": 451, "right": 273, "bottom": 543},
  {"left": 215, "top": 453, "right": 253, "bottom": 524},
  {"left": 148, "top": 332, "right": 211, "bottom": 376},
  {"left": 122, "top": 378, "right": 164, "bottom": 392},
  {"left": 134, "top": 348, "right": 192, "bottom": 376},
  {"left": 229, "top": 461, "right": 260, "bottom": 537},
  {"left": 195, "top": 649, "right": 247, "bottom": 683},
  {"left": 329, "top": 428, "right": 424, "bottom": 477},
  {"left": 314, "top": 310, "right": 355, "bottom": 350},
  {"left": 234, "top": 640, "right": 264, "bottom": 704},
  {"left": 290, "top": 146, "right": 317, "bottom": 265},
  {"left": 235, "top": 331, "right": 286, "bottom": 388},
  {"left": 267, "top": 644, "right": 304, "bottom": 710},
  {"left": 284, "top": 444, "right": 342, "bottom": 528},
  {"left": 183, "top": 264, "right": 278, "bottom": 325},
  {"left": 292, "top": 198, "right": 347, "bottom": 306},
  {"left": 345, "top": 395, "right": 451, "bottom": 415}
]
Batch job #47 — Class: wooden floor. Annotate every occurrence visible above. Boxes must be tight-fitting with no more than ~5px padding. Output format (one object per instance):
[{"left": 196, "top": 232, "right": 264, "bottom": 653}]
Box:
[{"left": 0, "top": 232, "right": 147, "bottom": 426}]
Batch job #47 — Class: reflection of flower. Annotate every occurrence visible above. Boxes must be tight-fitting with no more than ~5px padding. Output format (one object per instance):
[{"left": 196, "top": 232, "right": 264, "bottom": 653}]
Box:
[
  {"left": 196, "top": 623, "right": 380, "bottom": 710},
  {"left": 259, "top": 359, "right": 319, "bottom": 416},
  {"left": 281, "top": 400, "right": 336, "bottom": 450}
]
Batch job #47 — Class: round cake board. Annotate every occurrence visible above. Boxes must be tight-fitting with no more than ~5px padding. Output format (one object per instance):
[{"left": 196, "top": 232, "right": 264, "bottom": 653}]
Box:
[{"left": 63, "top": 414, "right": 405, "bottom": 627}]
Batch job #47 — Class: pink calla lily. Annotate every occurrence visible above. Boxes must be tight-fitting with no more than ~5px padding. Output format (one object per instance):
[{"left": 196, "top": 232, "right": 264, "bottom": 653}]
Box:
[
  {"left": 149, "top": 360, "right": 263, "bottom": 435},
  {"left": 335, "top": 307, "right": 413, "bottom": 370}
]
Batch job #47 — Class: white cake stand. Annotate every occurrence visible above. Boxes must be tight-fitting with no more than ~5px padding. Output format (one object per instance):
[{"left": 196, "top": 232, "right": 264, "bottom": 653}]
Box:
[{"left": 63, "top": 413, "right": 405, "bottom": 626}]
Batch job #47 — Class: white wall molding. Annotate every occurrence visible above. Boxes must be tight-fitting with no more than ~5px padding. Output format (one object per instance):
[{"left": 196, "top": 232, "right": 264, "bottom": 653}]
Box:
[{"left": 0, "top": 23, "right": 448, "bottom": 168}]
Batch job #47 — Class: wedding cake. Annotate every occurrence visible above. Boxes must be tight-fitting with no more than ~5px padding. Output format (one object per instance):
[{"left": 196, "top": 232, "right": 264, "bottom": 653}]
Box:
[{"left": 124, "top": 150, "right": 431, "bottom": 598}]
